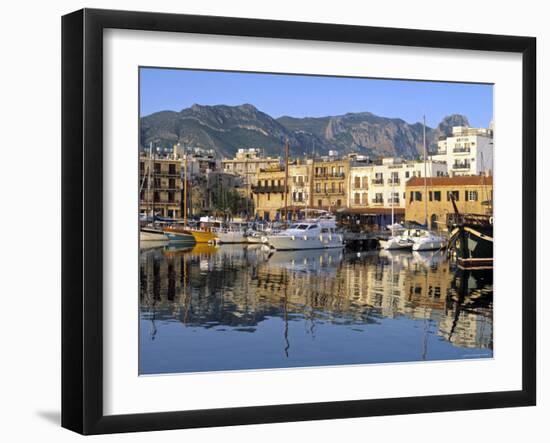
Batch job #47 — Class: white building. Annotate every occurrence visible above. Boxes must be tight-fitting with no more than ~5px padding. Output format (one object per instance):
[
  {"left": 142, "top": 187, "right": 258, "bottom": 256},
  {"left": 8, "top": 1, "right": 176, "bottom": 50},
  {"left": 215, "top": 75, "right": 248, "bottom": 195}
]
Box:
[
  {"left": 433, "top": 126, "right": 493, "bottom": 176},
  {"left": 348, "top": 157, "right": 448, "bottom": 209}
]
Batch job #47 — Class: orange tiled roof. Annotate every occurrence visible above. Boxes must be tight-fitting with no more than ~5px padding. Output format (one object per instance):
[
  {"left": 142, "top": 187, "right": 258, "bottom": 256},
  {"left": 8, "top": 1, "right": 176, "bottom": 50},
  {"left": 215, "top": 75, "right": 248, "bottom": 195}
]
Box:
[{"left": 406, "top": 176, "right": 493, "bottom": 187}]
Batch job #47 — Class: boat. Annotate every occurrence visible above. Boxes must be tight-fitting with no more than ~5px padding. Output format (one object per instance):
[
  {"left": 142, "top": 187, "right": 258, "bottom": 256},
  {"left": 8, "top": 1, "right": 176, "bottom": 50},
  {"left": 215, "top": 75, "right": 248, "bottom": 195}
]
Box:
[
  {"left": 379, "top": 224, "right": 415, "bottom": 250},
  {"left": 262, "top": 217, "right": 344, "bottom": 250},
  {"left": 213, "top": 222, "right": 249, "bottom": 244},
  {"left": 140, "top": 225, "right": 167, "bottom": 241},
  {"left": 162, "top": 225, "right": 197, "bottom": 244},
  {"left": 411, "top": 229, "right": 447, "bottom": 251},
  {"left": 448, "top": 212, "right": 493, "bottom": 269}
]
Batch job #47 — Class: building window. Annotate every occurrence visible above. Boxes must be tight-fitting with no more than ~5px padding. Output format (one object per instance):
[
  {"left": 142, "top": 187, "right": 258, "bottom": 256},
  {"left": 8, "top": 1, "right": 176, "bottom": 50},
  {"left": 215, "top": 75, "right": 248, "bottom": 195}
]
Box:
[
  {"left": 466, "top": 190, "right": 478, "bottom": 201},
  {"left": 318, "top": 199, "right": 322, "bottom": 207},
  {"left": 434, "top": 191, "right": 441, "bottom": 201},
  {"left": 447, "top": 190, "right": 459, "bottom": 202},
  {"left": 331, "top": 182, "right": 336, "bottom": 193},
  {"left": 354, "top": 176, "right": 361, "bottom": 188},
  {"left": 415, "top": 191, "right": 422, "bottom": 201},
  {"left": 316, "top": 183, "right": 321, "bottom": 193},
  {"left": 410, "top": 191, "right": 414, "bottom": 203},
  {"left": 168, "top": 164, "right": 176, "bottom": 175},
  {"left": 405, "top": 171, "right": 410, "bottom": 178},
  {"left": 429, "top": 191, "right": 433, "bottom": 201}
]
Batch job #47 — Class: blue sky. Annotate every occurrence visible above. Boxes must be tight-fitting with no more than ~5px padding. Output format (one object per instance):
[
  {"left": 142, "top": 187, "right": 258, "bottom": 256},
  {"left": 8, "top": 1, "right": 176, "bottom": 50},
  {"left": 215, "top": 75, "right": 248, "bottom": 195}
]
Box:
[{"left": 140, "top": 67, "right": 493, "bottom": 128}]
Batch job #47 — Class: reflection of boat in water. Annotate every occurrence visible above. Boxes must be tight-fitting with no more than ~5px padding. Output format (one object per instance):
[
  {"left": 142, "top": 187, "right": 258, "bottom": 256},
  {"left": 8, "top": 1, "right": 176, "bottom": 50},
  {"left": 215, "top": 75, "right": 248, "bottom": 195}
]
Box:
[
  {"left": 412, "top": 249, "right": 447, "bottom": 267},
  {"left": 140, "top": 239, "right": 167, "bottom": 251},
  {"left": 162, "top": 243, "right": 218, "bottom": 257},
  {"left": 264, "top": 248, "right": 343, "bottom": 273},
  {"left": 263, "top": 218, "right": 344, "bottom": 250},
  {"left": 411, "top": 230, "right": 446, "bottom": 251}
]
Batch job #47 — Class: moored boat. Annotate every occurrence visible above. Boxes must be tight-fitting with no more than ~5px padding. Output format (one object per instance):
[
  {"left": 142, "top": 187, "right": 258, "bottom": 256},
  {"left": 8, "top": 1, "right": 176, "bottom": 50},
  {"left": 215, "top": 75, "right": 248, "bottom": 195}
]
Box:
[
  {"left": 162, "top": 225, "right": 196, "bottom": 244},
  {"left": 140, "top": 225, "right": 168, "bottom": 241},
  {"left": 263, "top": 218, "right": 344, "bottom": 250},
  {"left": 448, "top": 213, "right": 493, "bottom": 269}
]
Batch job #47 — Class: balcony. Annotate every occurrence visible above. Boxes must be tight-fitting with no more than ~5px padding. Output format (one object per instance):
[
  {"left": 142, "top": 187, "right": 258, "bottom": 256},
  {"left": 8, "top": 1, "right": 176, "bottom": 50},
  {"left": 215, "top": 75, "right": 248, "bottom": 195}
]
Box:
[
  {"left": 372, "top": 198, "right": 384, "bottom": 205},
  {"left": 387, "top": 178, "right": 400, "bottom": 185},
  {"left": 352, "top": 184, "right": 368, "bottom": 190},
  {"left": 252, "top": 185, "right": 287, "bottom": 193},
  {"left": 371, "top": 178, "right": 384, "bottom": 186},
  {"left": 388, "top": 198, "right": 400, "bottom": 205},
  {"left": 453, "top": 147, "right": 471, "bottom": 154},
  {"left": 314, "top": 172, "right": 346, "bottom": 179},
  {"left": 452, "top": 162, "right": 471, "bottom": 170}
]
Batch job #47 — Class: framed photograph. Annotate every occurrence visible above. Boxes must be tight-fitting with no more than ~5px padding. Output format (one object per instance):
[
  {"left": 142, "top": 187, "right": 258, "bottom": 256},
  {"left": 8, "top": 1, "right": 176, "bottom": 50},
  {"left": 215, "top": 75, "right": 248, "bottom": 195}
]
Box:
[{"left": 62, "top": 8, "right": 536, "bottom": 435}]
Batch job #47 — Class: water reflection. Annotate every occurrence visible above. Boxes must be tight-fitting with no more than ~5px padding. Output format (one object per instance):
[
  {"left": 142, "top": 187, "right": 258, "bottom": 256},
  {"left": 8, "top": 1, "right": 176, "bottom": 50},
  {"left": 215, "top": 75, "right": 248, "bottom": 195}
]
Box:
[{"left": 139, "top": 244, "right": 493, "bottom": 374}]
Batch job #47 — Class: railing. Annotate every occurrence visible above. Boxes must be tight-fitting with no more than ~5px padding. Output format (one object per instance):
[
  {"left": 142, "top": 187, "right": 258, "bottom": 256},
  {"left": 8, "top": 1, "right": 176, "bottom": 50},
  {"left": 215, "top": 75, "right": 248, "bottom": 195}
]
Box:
[
  {"left": 453, "top": 147, "right": 471, "bottom": 153},
  {"left": 452, "top": 163, "right": 471, "bottom": 170},
  {"left": 371, "top": 179, "right": 384, "bottom": 185},
  {"left": 314, "top": 190, "right": 345, "bottom": 195},
  {"left": 352, "top": 184, "right": 368, "bottom": 190},
  {"left": 387, "top": 178, "right": 400, "bottom": 185},
  {"left": 388, "top": 198, "right": 400, "bottom": 204},
  {"left": 372, "top": 198, "right": 384, "bottom": 204},
  {"left": 314, "top": 172, "right": 346, "bottom": 179},
  {"left": 252, "top": 185, "right": 287, "bottom": 193}
]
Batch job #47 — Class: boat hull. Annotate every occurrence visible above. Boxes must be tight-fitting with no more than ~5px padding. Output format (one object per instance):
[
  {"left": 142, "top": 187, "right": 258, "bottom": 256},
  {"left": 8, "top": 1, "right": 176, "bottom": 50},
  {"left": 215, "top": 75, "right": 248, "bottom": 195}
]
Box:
[
  {"left": 380, "top": 238, "right": 414, "bottom": 250},
  {"left": 449, "top": 225, "right": 493, "bottom": 268},
  {"left": 412, "top": 239, "right": 446, "bottom": 251},
  {"left": 140, "top": 229, "right": 167, "bottom": 241},
  {"left": 264, "top": 233, "right": 344, "bottom": 250},
  {"left": 215, "top": 231, "right": 247, "bottom": 244},
  {"left": 189, "top": 230, "right": 217, "bottom": 244}
]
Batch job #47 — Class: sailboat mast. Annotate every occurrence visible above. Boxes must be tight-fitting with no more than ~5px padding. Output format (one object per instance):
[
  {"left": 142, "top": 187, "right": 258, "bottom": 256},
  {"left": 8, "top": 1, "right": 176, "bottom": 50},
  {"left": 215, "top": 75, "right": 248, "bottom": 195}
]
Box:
[
  {"left": 183, "top": 149, "right": 188, "bottom": 226},
  {"left": 283, "top": 139, "right": 290, "bottom": 225},
  {"left": 147, "top": 142, "right": 152, "bottom": 219},
  {"left": 423, "top": 115, "right": 428, "bottom": 227}
]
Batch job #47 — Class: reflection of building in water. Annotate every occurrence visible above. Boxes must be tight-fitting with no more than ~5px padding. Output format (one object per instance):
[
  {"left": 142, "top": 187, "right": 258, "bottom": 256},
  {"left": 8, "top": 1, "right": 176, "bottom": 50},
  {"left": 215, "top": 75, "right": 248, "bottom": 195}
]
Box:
[{"left": 139, "top": 246, "right": 492, "bottom": 350}]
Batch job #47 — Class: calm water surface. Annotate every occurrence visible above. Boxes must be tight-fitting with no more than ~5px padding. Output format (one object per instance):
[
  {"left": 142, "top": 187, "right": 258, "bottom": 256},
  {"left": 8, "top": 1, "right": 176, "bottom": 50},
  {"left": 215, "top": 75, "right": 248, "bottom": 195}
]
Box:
[{"left": 139, "top": 243, "right": 493, "bottom": 374}]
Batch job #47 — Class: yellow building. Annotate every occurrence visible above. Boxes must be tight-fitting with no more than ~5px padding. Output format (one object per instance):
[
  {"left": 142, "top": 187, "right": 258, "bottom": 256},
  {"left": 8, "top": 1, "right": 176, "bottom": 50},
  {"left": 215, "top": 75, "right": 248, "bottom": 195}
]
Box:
[
  {"left": 252, "top": 165, "right": 288, "bottom": 221},
  {"left": 288, "top": 160, "right": 311, "bottom": 214},
  {"left": 312, "top": 158, "right": 350, "bottom": 210},
  {"left": 139, "top": 155, "right": 182, "bottom": 218},
  {"left": 405, "top": 176, "right": 493, "bottom": 229}
]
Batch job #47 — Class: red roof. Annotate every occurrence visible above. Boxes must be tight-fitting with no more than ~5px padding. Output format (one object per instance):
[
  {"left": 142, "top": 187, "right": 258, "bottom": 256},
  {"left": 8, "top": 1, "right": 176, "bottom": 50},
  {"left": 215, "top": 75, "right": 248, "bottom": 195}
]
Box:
[{"left": 406, "top": 176, "right": 493, "bottom": 187}]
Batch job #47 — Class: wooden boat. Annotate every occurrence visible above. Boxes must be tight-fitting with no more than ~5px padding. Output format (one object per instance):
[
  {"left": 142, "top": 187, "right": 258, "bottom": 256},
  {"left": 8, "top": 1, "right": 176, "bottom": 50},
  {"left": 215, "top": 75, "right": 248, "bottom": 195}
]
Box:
[
  {"left": 162, "top": 225, "right": 196, "bottom": 244},
  {"left": 448, "top": 213, "right": 493, "bottom": 269},
  {"left": 188, "top": 229, "right": 217, "bottom": 244}
]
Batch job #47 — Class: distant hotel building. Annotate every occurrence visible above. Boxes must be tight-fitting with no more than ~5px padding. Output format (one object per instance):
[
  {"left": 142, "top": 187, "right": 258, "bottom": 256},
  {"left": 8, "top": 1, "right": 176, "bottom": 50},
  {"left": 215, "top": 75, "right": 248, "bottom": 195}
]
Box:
[
  {"left": 432, "top": 126, "right": 493, "bottom": 176},
  {"left": 222, "top": 148, "right": 280, "bottom": 187}
]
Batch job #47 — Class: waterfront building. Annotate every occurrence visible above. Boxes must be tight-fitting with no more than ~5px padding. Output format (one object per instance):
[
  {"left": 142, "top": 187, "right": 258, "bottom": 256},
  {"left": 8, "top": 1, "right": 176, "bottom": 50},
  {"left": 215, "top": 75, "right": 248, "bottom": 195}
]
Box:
[
  {"left": 222, "top": 148, "right": 281, "bottom": 186},
  {"left": 405, "top": 176, "right": 493, "bottom": 229},
  {"left": 139, "top": 154, "right": 183, "bottom": 218},
  {"left": 432, "top": 126, "right": 494, "bottom": 176},
  {"left": 312, "top": 158, "right": 350, "bottom": 210},
  {"left": 287, "top": 160, "right": 312, "bottom": 214},
  {"left": 348, "top": 157, "right": 448, "bottom": 210},
  {"left": 173, "top": 144, "right": 219, "bottom": 178},
  {"left": 252, "top": 165, "right": 288, "bottom": 220}
]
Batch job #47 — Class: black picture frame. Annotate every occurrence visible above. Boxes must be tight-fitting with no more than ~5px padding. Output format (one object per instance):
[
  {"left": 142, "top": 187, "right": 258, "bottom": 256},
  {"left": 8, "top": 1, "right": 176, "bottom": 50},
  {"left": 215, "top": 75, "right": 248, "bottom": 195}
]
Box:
[{"left": 62, "top": 8, "right": 537, "bottom": 435}]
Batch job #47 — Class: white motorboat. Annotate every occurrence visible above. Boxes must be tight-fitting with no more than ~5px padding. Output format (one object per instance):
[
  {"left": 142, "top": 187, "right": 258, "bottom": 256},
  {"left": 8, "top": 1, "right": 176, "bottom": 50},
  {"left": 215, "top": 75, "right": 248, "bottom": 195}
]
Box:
[
  {"left": 411, "top": 230, "right": 447, "bottom": 251},
  {"left": 262, "top": 218, "right": 344, "bottom": 250},
  {"left": 380, "top": 224, "right": 414, "bottom": 250},
  {"left": 214, "top": 222, "right": 248, "bottom": 244}
]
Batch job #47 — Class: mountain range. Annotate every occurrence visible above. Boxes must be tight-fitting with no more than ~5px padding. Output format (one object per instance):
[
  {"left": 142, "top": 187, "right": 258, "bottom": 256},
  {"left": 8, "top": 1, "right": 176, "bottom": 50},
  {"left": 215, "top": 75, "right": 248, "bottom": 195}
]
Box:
[{"left": 139, "top": 103, "right": 470, "bottom": 159}]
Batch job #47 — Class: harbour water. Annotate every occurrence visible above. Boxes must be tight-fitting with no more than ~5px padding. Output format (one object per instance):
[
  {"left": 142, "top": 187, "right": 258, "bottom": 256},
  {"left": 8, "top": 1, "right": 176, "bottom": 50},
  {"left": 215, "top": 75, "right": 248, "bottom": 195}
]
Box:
[{"left": 139, "top": 244, "right": 493, "bottom": 375}]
